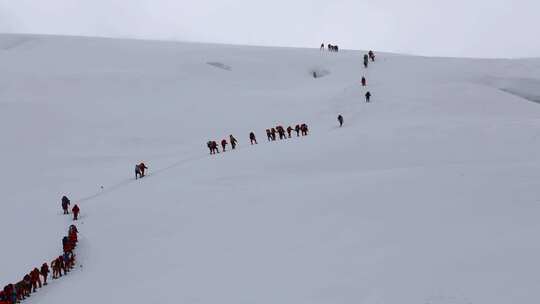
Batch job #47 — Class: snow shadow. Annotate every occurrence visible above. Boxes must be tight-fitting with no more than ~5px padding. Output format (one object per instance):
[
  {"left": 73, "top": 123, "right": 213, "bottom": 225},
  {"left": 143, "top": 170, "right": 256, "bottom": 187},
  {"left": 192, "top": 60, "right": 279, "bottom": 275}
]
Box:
[
  {"left": 0, "top": 36, "right": 35, "bottom": 50},
  {"left": 500, "top": 87, "right": 540, "bottom": 103},
  {"left": 207, "top": 62, "right": 232, "bottom": 71},
  {"left": 483, "top": 77, "right": 540, "bottom": 104}
]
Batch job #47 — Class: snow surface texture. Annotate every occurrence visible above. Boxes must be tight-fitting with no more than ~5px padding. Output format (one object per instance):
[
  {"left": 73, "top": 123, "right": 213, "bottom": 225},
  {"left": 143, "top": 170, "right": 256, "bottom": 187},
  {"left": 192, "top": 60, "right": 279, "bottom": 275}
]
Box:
[{"left": 1, "top": 34, "right": 540, "bottom": 304}]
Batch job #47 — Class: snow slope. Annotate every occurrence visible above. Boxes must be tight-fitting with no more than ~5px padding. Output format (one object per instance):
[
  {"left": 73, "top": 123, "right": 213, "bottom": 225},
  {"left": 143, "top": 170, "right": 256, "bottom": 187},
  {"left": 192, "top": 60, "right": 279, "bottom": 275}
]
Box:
[{"left": 1, "top": 33, "right": 540, "bottom": 304}]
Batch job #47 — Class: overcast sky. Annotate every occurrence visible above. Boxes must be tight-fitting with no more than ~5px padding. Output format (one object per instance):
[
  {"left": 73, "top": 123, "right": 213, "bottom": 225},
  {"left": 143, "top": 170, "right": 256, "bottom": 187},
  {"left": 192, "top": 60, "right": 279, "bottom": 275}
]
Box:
[{"left": 0, "top": 0, "right": 538, "bottom": 58}]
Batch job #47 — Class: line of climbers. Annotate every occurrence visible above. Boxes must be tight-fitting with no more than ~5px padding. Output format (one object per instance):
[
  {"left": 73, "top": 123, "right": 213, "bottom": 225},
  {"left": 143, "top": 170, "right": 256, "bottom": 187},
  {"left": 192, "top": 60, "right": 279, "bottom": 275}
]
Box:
[
  {"left": 360, "top": 76, "right": 372, "bottom": 102},
  {"left": 207, "top": 134, "right": 240, "bottom": 155},
  {"left": 363, "top": 50, "right": 375, "bottom": 68},
  {"left": 61, "top": 195, "right": 80, "bottom": 220},
  {"left": 337, "top": 50, "right": 378, "bottom": 125},
  {"left": 266, "top": 124, "right": 309, "bottom": 141},
  {"left": 0, "top": 225, "right": 79, "bottom": 304},
  {"left": 363, "top": 51, "right": 376, "bottom": 103},
  {"left": 206, "top": 124, "right": 309, "bottom": 155},
  {"left": 321, "top": 43, "right": 339, "bottom": 52}
]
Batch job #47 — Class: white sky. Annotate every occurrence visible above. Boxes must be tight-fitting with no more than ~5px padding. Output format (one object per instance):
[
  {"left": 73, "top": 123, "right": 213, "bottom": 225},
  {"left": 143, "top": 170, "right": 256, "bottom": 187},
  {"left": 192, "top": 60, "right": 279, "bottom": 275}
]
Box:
[{"left": 0, "top": 0, "right": 538, "bottom": 58}]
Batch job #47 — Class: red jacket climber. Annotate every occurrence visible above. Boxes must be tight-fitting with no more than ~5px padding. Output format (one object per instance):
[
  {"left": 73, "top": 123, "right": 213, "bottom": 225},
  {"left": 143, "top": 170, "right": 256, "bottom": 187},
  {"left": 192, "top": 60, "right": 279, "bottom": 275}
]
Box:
[{"left": 40, "top": 263, "right": 50, "bottom": 285}]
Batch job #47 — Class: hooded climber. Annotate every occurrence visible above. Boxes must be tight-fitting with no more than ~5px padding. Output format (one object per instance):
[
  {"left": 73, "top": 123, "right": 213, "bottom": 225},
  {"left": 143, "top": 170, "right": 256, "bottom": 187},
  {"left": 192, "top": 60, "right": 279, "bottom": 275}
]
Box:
[
  {"left": 40, "top": 263, "right": 49, "bottom": 286},
  {"left": 69, "top": 225, "right": 79, "bottom": 245},
  {"left": 301, "top": 124, "right": 309, "bottom": 136},
  {"left": 66, "top": 251, "right": 75, "bottom": 270},
  {"left": 57, "top": 256, "right": 66, "bottom": 277},
  {"left": 277, "top": 126, "right": 286, "bottom": 140},
  {"left": 135, "top": 164, "right": 141, "bottom": 179},
  {"left": 4, "top": 284, "right": 16, "bottom": 304},
  {"left": 221, "top": 139, "right": 228, "bottom": 152},
  {"left": 72, "top": 204, "right": 80, "bottom": 221},
  {"left": 295, "top": 124, "right": 301, "bottom": 137},
  {"left": 23, "top": 274, "right": 31, "bottom": 297},
  {"left": 338, "top": 115, "right": 344, "bottom": 127},
  {"left": 62, "top": 235, "right": 70, "bottom": 252},
  {"left": 230, "top": 135, "right": 238, "bottom": 150},
  {"left": 51, "top": 259, "right": 59, "bottom": 279},
  {"left": 361, "top": 76, "right": 366, "bottom": 86},
  {"left": 138, "top": 162, "right": 148, "bottom": 177},
  {"left": 30, "top": 268, "right": 41, "bottom": 292},
  {"left": 365, "top": 91, "right": 372, "bottom": 103},
  {"left": 249, "top": 132, "right": 257, "bottom": 145},
  {"left": 61, "top": 196, "right": 70, "bottom": 214},
  {"left": 208, "top": 141, "right": 218, "bottom": 154},
  {"left": 63, "top": 252, "right": 72, "bottom": 271}
]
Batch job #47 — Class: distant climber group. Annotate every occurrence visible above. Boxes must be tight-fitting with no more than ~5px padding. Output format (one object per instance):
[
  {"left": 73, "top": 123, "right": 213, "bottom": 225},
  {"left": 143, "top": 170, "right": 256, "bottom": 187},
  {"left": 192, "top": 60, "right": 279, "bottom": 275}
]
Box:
[
  {"left": 61, "top": 195, "right": 80, "bottom": 221},
  {"left": 207, "top": 136, "right": 237, "bottom": 154},
  {"left": 266, "top": 123, "right": 309, "bottom": 141},
  {"left": 368, "top": 50, "right": 375, "bottom": 62},
  {"left": 321, "top": 43, "right": 339, "bottom": 52},
  {"left": 336, "top": 50, "right": 377, "bottom": 126},
  {"left": 362, "top": 51, "right": 376, "bottom": 103},
  {"left": 363, "top": 51, "right": 375, "bottom": 68},
  {"left": 320, "top": 45, "right": 376, "bottom": 103},
  {"left": 1, "top": 224, "right": 79, "bottom": 304},
  {"left": 206, "top": 123, "right": 310, "bottom": 154}
]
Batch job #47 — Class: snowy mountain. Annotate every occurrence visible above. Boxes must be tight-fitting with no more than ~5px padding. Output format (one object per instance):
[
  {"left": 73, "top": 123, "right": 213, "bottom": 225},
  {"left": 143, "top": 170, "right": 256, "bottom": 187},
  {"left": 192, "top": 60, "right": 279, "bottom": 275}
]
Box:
[{"left": 1, "top": 33, "right": 540, "bottom": 304}]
